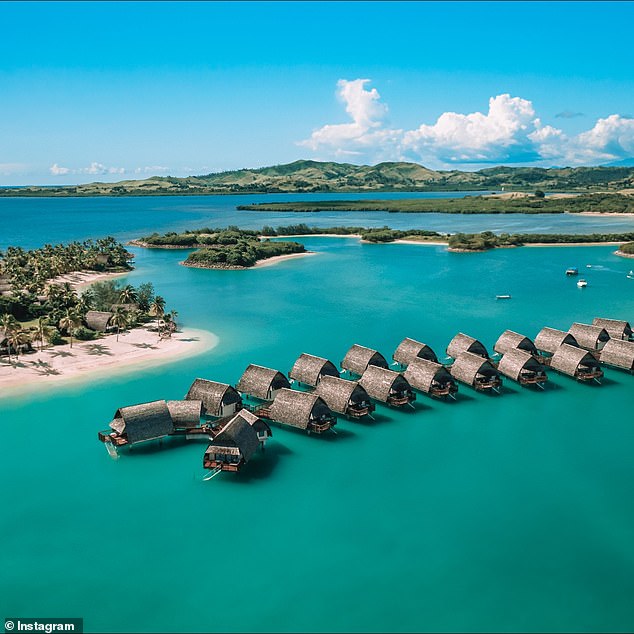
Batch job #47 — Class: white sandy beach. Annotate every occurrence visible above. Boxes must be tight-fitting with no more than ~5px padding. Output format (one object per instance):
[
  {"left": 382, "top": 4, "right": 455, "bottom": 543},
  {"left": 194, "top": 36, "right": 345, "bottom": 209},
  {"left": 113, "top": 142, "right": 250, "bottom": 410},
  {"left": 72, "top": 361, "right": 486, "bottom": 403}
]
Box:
[
  {"left": 253, "top": 251, "right": 319, "bottom": 267},
  {"left": 576, "top": 212, "right": 634, "bottom": 217},
  {"left": 47, "top": 269, "right": 130, "bottom": 291}
]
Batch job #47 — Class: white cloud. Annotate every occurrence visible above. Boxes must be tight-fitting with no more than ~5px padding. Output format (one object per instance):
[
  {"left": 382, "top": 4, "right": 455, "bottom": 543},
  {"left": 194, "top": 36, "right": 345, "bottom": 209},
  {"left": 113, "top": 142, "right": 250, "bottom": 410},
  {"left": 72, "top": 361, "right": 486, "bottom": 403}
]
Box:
[
  {"left": 49, "top": 163, "right": 71, "bottom": 175},
  {"left": 134, "top": 165, "right": 170, "bottom": 174},
  {"left": 79, "top": 162, "right": 125, "bottom": 175},
  {"left": 576, "top": 114, "right": 634, "bottom": 158}
]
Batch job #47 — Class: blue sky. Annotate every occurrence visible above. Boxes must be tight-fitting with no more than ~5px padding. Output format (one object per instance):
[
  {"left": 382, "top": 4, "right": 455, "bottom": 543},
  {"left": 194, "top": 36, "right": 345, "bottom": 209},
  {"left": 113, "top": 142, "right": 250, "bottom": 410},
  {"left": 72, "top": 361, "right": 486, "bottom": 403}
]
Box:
[{"left": 1, "top": 1, "right": 633, "bottom": 184}]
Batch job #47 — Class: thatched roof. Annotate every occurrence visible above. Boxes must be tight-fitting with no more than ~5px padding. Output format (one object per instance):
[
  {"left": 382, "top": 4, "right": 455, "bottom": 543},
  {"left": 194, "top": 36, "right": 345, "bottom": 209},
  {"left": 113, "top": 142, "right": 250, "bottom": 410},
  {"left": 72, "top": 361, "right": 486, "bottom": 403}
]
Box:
[
  {"left": 600, "top": 339, "right": 634, "bottom": 371},
  {"left": 535, "top": 327, "right": 578, "bottom": 354},
  {"left": 206, "top": 412, "right": 259, "bottom": 462},
  {"left": 314, "top": 375, "right": 371, "bottom": 414},
  {"left": 166, "top": 399, "right": 202, "bottom": 427},
  {"left": 269, "top": 388, "right": 332, "bottom": 429},
  {"left": 493, "top": 330, "right": 538, "bottom": 356},
  {"left": 84, "top": 310, "right": 112, "bottom": 332},
  {"left": 289, "top": 353, "right": 339, "bottom": 386},
  {"left": 109, "top": 400, "right": 174, "bottom": 443},
  {"left": 393, "top": 337, "right": 438, "bottom": 366},
  {"left": 232, "top": 408, "right": 272, "bottom": 437},
  {"left": 593, "top": 317, "right": 633, "bottom": 340},
  {"left": 359, "top": 365, "right": 412, "bottom": 402},
  {"left": 446, "top": 333, "right": 489, "bottom": 359},
  {"left": 185, "top": 378, "right": 242, "bottom": 415},
  {"left": 569, "top": 323, "right": 610, "bottom": 350},
  {"left": 0, "top": 276, "right": 11, "bottom": 293},
  {"left": 404, "top": 357, "right": 454, "bottom": 393},
  {"left": 497, "top": 349, "right": 545, "bottom": 382},
  {"left": 550, "top": 343, "right": 600, "bottom": 376},
  {"left": 450, "top": 351, "right": 499, "bottom": 385},
  {"left": 341, "top": 344, "right": 388, "bottom": 375},
  {"left": 236, "top": 364, "right": 290, "bottom": 400}
]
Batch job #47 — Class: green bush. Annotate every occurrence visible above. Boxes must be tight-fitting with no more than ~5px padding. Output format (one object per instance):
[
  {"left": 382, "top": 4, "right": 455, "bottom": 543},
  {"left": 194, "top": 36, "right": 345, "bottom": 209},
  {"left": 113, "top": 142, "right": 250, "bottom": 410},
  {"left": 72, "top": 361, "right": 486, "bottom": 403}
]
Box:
[
  {"left": 74, "top": 326, "right": 96, "bottom": 341},
  {"left": 620, "top": 241, "right": 634, "bottom": 254}
]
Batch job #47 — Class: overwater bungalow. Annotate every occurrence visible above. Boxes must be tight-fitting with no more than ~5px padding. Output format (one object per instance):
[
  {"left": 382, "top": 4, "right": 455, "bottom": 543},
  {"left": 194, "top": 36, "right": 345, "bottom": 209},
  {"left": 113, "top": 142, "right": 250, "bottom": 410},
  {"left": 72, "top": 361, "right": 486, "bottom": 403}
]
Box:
[
  {"left": 403, "top": 357, "right": 458, "bottom": 398},
  {"left": 599, "top": 339, "right": 634, "bottom": 373},
  {"left": 99, "top": 399, "right": 174, "bottom": 447},
  {"left": 341, "top": 344, "right": 389, "bottom": 376},
  {"left": 493, "top": 330, "right": 539, "bottom": 357},
  {"left": 549, "top": 343, "right": 603, "bottom": 382},
  {"left": 592, "top": 317, "right": 633, "bottom": 341},
  {"left": 289, "top": 353, "right": 339, "bottom": 387},
  {"left": 234, "top": 408, "right": 272, "bottom": 448},
  {"left": 185, "top": 378, "right": 243, "bottom": 418},
  {"left": 534, "top": 327, "right": 579, "bottom": 356},
  {"left": 568, "top": 323, "right": 611, "bottom": 352},
  {"left": 359, "top": 366, "right": 416, "bottom": 407},
  {"left": 446, "top": 333, "right": 489, "bottom": 360},
  {"left": 84, "top": 310, "right": 113, "bottom": 332},
  {"left": 392, "top": 337, "right": 438, "bottom": 368},
  {"left": 314, "top": 375, "right": 375, "bottom": 419},
  {"left": 450, "top": 351, "right": 502, "bottom": 392},
  {"left": 203, "top": 411, "right": 260, "bottom": 472},
  {"left": 267, "top": 388, "right": 337, "bottom": 434},
  {"left": 236, "top": 364, "right": 291, "bottom": 401},
  {"left": 167, "top": 399, "right": 203, "bottom": 429},
  {"left": 497, "top": 349, "right": 548, "bottom": 387}
]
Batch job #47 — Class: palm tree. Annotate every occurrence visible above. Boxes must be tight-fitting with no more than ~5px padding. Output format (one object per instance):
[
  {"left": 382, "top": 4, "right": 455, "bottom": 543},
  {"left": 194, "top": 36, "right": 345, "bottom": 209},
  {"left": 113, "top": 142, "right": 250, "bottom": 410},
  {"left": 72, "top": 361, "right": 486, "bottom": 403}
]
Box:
[
  {"left": 150, "top": 295, "right": 166, "bottom": 335},
  {"left": 110, "top": 307, "right": 128, "bottom": 342},
  {"left": 58, "top": 309, "right": 82, "bottom": 348},
  {"left": 35, "top": 316, "right": 49, "bottom": 351},
  {"left": 165, "top": 309, "right": 178, "bottom": 337},
  {"left": 9, "top": 327, "right": 31, "bottom": 360},
  {"left": 118, "top": 284, "right": 138, "bottom": 306},
  {"left": 1, "top": 313, "right": 20, "bottom": 361}
]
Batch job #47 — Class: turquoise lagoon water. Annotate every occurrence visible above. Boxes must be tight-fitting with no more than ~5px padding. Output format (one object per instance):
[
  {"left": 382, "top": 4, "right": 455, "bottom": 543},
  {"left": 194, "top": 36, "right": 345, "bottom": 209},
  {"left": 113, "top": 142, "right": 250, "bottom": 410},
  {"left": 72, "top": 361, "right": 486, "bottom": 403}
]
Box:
[{"left": 1, "top": 199, "right": 634, "bottom": 632}]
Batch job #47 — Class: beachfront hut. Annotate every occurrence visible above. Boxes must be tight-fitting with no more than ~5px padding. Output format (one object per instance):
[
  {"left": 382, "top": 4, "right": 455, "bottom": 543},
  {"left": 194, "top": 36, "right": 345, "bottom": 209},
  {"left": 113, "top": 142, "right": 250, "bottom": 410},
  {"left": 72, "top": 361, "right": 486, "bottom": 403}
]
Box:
[
  {"left": 268, "top": 388, "right": 336, "bottom": 434},
  {"left": 289, "top": 353, "right": 339, "bottom": 387},
  {"left": 446, "top": 333, "right": 489, "bottom": 360},
  {"left": 167, "top": 399, "right": 203, "bottom": 429},
  {"left": 314, "top": 375, "right": 375, "bottom": 419},
  {"left": 493, "top": 330, "right": 538, "bottom": 357},
  {"left": 84, "top": 310, "right": 113, "bottom": 332},
  {"left": 185, "top": 378, "right": 243, "bottom": 418},
  {"left": 534, "top": 327, "right": 579, "bottom": 356},
  {"left": 359, "top": 366, "right": 416, "bottom": 407},
  {"left": 233, "top": 408, "right": 272, "bottom": 447},
  {"left": 341, "top": 344, "right": 389, "bottom": 376},
  {"left": 497, "top": 349, "right": 548, "bottom": 387},
  {"left": 101, "top": 400, "right": 174, "bottom": 446},
  {"left": 592, "top": 317, "right": 633, "bottom": 341},
  {"left": 203, "top": 412, "right": 260, "bottom": 472},
  {"left": 599, "top": 339, "right": 634, "bottom": 372},
  {"left": 392, "top": 337, "right": 438, "bottom": 367},
  {"left": 236, "top": 364, "right": 291, "bottom": 401},
  {"left": 550, "top": 344, "right": 603, "bottom": 382},
  {"left": 568, "top": 323, "right": 610, "bottom": 352},
  {"left": 404, "top": 357, "right": 458, "bottom": 398},
  {"left": 450, "top": 351, "right": 502, "bottom": 392}
]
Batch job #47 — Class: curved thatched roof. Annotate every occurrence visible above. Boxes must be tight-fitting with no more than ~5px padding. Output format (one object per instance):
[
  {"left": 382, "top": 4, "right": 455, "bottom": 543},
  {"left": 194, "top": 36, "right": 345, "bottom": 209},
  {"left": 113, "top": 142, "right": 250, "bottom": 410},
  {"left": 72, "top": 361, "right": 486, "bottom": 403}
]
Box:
[
  {"left": 110, "top": 400, "right": 174, "bottom": 443},
  {"left": 493, "top": 330, "right": 538, "bottom": 356},
  {"left": 85, "top": 310, "right": 112, "bottom": 332},
  {"left": 497, "top": 349, "right": 545, "bottom": 382},
  {"left": 446, "top": 333, "right": 489, "bottom": 359},
  {"left": 167, "top": 400, "right": 202, "bottom": 427},
  {"left": 359, "top": 365, "right": 412, "bottom": 402},
  {"left": 450, "top": 351, "right": 499, "bottom": 386},
  {"left": 404, "top": 357, "right": 454, "bottom": 393},
  {"left": 0, "top": 275, "right": 12, "bottom": 293},
  {"left": 535, "top": 327, "right": 578, "bottom": 354},
  {"left": 550, "top": 343, "right": 600, "bottom": 376},
  {"left": 393, "top": 337, "right": 438, "bottom": 366},
  {"left": 236, "top": 364, "right": 290, "bottom": 400},
  {"left": 269, "top": 388, "right": 332, "bottom": 430},
  {"left": 600, "top": 339, "right": 634, "bottom": 371},
  {"left": 314, "top": 375, "right": 370, "bottom": 414},
  {"left": 185, "top": 378, "right": 241, "bottom": 415},
  {"left": 232, "top": 408, "right": 272, "bottom": 437},
  {"left": 289, "top": 353, "right": 339, "bottom": 386},
  {"left": 341, "top": 344, "right": 388, "bottom": 375},
  {"left": 569, "top": 323, "right": 610, "bottom": 350},
  {"left": 206, "top": 412, "right": 259, "bottom": 462},
  {"left": 593, "top": 317, "right": 633, "bottom": 340}
]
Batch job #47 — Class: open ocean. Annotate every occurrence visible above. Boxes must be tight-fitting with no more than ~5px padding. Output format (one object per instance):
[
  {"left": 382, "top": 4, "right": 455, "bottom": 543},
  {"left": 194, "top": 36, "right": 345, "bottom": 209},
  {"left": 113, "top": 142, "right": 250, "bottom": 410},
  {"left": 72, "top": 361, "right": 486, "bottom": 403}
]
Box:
[{"left": 1, "top": 194, "right": 633, "bottom": 632}]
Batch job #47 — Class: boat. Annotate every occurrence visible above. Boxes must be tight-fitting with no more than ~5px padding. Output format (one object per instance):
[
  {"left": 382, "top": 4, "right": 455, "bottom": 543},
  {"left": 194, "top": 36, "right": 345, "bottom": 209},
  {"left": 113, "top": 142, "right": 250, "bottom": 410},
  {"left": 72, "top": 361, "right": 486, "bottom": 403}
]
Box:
[
  {"left": 495, "top": 294, "right": 512, "bottom": 300},
  {"left": 627, "top": 270, "right": 634, "bottom": 280},
  {"left": 577, "top": 279, "right": 588, "bottom": 288},
  {"left": 566, "top": 267, "right": 578, "bottom": 276}
]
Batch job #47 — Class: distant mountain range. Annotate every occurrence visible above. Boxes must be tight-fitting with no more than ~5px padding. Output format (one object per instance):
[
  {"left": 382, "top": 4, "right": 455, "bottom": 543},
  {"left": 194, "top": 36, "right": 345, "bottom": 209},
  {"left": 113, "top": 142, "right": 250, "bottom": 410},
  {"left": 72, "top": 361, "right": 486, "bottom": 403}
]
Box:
[{"left": 3, "top": 160, "right": 634, "bottom": 196}]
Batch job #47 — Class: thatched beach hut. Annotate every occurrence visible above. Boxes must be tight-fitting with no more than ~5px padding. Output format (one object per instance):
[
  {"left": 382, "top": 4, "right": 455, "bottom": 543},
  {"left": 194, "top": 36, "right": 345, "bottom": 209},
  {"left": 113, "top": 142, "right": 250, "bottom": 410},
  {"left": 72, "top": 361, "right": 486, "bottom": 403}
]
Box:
[
  {"left": 359, "top": 366, "right": 416, "bottom": 407},
  {"left": 493, "top": 330, "right": 538, "bottom": 357},
  {"left": 599, "top": 339, "right": 634, "bottom": 372},
  {"left": 166, "top": 400, "right": 203, "bottom": 429},
  {"left": 450, "top": 351, "right": 502, "bottom": 392},
  {"left": 289, "top": 353, "right": 339, "bottom": 387},
  {"left": 314, "top": 375, "right": 375, "bottom": 419},
  {"left": 569, "top": 323, "right": 610, "bottom": 352},
  {"left": 497, "top": 349, "right": 548, "bottom": 387},
  {"left": 185, "top": 378, "right": 243, "bottom": 418},
  {"left": 592, "top": 317, "right": 633, "bottom": 341},
  {"left": 550, "top": 343, "right": 603, "bottom": 382},
  {"left": 0, "top": 275, "right": 11, "bottom": 294},
  {"left": 535, "top": 327, "right": 579, "bottom": 356},
  {"left": 203, "top": 411, "right": 260, "bottom": 472},
  {"left": 84, "top": 310, "right": 113, "bottom": 332},
  {"left": 446, "top": 333, "right": 489, "bottom": 360},
  {"left": 100, "top": 400, "right": 174, "bottom": 446},
  {"left": 233, "top": 408, "right": 272, "bottom": 447},
  {"left": 404, "top": 357, "right": 458, "bottom": 398},
  {"left": 341, "top": 344, "right": 389, "bottom": 376},
  {"left": 268, "top": 388, "right": 336, "bottom": 434},
  {"left": 236, "top": 364, "right": 291, "bottom": 401},
  {"left": 392, "top": 337, "right": 438, "bottom": 367}
]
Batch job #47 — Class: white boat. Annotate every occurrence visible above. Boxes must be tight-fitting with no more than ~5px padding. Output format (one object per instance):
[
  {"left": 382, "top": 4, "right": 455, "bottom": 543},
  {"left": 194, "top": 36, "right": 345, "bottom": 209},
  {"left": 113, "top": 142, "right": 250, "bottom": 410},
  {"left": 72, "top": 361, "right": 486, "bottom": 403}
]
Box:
[
  {"left": 495, "top": 294, "right": 512, "bottom": 300},
  {"left": 577, "top": 279, "right": 588, "bottom": 288},
  {"left": 627, "top": 270, "right": 634, "bottom": 279}
]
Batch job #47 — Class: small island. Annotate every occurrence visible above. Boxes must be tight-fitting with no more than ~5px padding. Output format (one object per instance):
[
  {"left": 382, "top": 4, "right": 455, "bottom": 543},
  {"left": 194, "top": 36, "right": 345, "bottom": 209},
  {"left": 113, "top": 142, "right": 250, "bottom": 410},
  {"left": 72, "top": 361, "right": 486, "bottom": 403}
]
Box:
[{"left": 616, "top": 241, "right": 634, "bottom": 258}]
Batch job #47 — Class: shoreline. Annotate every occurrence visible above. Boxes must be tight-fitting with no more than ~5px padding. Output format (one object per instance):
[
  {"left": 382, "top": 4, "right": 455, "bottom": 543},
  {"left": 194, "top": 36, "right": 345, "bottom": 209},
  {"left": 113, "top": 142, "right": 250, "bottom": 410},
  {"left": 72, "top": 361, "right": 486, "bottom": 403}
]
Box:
[
  {"left": 180, "top": 250, "right": 317, "bottom": 270},
  {"left": 614, "top": 250, "right": 634, "bottom": 259},
  {"left": 576, "top": 212, "right": 634, "bottom": 217}
]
